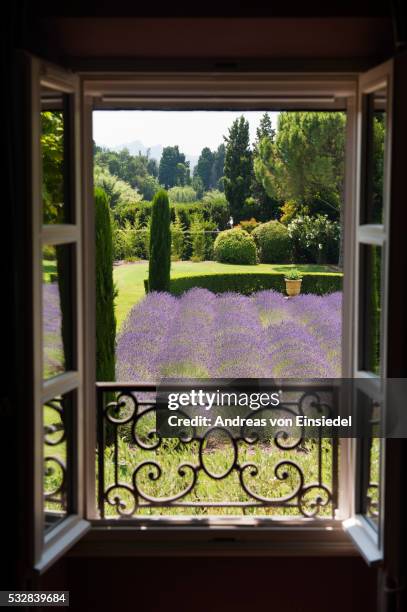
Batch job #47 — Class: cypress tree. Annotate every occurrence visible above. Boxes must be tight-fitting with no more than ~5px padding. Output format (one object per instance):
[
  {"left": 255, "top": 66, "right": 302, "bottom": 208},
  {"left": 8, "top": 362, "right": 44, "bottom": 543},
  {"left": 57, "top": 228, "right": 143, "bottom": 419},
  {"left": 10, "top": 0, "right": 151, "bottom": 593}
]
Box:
[
  {"left": 148, "top": 189, "right": 171, "bottom": 292},
  {"left": 223, "top": 116, "right": 253, "bottom": 222},
  {"left": 95, "top": 187, "right": 116, "bottom": 382}
]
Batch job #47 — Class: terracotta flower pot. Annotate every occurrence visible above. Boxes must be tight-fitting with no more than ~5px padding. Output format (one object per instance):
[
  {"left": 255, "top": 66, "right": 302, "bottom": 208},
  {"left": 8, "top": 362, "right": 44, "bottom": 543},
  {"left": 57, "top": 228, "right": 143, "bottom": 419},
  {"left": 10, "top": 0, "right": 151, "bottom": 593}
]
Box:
[{"left": 285, "top": 278, "right": 302, "bottom": 297}]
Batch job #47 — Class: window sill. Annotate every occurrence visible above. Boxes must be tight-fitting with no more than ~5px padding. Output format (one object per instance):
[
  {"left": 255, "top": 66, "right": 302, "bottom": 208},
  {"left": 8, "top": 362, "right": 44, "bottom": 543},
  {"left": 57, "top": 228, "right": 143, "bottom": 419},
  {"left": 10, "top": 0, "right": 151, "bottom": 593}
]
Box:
[{"left": 68, "top": 518, "right": 359, "bottom": 558}]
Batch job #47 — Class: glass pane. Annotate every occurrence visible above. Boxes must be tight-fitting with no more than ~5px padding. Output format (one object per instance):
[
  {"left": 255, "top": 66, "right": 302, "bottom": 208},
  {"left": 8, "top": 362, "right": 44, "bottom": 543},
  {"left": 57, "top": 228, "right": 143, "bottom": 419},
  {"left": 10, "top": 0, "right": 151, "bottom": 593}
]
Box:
[
  {"left": 361, "top": 87, "right": 387, "bottom": 224},
  {"left": 359, "top": 244, "right": 382, "bottom": 375},
  {"left": 43, "top": 393, "right": 74, "bottom": 534},
  {"left": 42, "top": 244, "right": 75, "bottom": 379},
  {"left": 41, "top": 86, "right": 74, "bottom": 224},
  {"left": 357, "top": 391, "right": 381, "bottom": 529}
]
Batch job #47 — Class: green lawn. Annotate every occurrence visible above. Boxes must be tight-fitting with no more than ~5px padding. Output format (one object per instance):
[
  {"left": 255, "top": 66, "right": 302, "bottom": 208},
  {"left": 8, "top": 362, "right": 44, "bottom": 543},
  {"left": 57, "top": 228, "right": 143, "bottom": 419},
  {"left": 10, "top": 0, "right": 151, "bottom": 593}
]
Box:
[{"left": 113, "top": 260, "right": 337, "bottom": 329}]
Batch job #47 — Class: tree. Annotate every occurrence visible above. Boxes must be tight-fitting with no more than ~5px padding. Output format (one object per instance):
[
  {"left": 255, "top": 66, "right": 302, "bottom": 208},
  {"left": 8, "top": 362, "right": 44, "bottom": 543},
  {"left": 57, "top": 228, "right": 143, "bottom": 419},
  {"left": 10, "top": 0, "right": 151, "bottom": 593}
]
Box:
[
  {"left": 137, "top": 174, "right": 160, "bottom": 200},
  {"left": 223, "top": 116, "right": 253, "bottom": 222},
  {"left": 158, "top": 146, "right": 189, "bottom": 188},
  {"left": 95, "top": 188, "right": 116, "bottom": 382},
  {"left": 168, "top": 186, "right": 197, "bottom": 203},
  {"left": 191, "top": 175, "right": 204, "bottom": 199},
  {"left": 148, "top": 190, "right": 171, "bottom": 291},
  {"left": 254, "top": 112, "right": 346, "bottom": 265},
  {"left": 251, "top": 113, "right": 278, "bottom": 220},
  {"left": 94, "top": 166, "right": 142, "bottom": 208},
  {"left": 254, "top": 112, "right": 345, "bottom": 219},
  {"left": 94, "top": 146, "right": 160, "bottom": 199},
  {"left": 175, "top": 162, "right": 190, "bottom": 186},
  {"left": 194, "top": 147, "right": 214, "bottom": 191},
  {"left": 254, "top": 112, "right": 275, "bottom": 150},
  {"left": 41, "top": 111, "right": 64, "bottom": 223},
  {"left": 211, "top": 143, "right": 226, "bottom": 191},
  {"left": 147, "top": 157, "right": 159, "bottom": 178}
]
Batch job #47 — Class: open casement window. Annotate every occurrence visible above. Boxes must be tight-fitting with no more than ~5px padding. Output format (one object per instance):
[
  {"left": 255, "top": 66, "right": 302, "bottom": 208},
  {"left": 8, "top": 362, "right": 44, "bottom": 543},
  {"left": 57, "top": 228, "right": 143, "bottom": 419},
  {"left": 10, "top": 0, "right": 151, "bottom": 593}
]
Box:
[
  {"left": 29, "top": 55, "right": 90, "bottom": 573},
  {"left": 26, "top": 56, "right": 406, "bottom": 567},
  {"left": 343, "top": 58, "right": 402, "bottom": 567}
]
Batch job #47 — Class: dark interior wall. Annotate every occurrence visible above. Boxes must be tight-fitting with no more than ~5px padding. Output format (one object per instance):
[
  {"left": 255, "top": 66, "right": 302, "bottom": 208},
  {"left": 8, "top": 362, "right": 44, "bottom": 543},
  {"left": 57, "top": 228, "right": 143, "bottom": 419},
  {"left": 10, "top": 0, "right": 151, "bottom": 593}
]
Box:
[
  {"left": 22, "top": 0, "right": 396, "bottom": 69},
  {"left": 33, "top": 17, "right": 394, "bottom": 66},
  {"left": 4, "top": 1, "right": 405, "bottom": 607},
  {"left": 41, "top": 556, "right": 378, "bottom": 612}
]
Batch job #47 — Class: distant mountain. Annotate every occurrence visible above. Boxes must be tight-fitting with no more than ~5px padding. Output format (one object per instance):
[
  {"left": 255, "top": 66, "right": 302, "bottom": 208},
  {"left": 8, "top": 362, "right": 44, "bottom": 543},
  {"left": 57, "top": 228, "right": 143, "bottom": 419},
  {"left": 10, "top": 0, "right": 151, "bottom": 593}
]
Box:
[{"left": 106, "top": 140, "right": 199, "bottom": 170}]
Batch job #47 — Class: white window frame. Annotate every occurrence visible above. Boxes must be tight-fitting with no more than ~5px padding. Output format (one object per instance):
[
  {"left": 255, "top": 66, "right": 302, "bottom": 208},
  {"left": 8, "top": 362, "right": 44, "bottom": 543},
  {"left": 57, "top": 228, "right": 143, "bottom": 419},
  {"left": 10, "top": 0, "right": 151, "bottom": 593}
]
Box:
[
  {"left": 28, "top": 64, "right": 399, "bottom": 564},
  {"left": 74, "top": 71, "right": 360, "bottom": 555},
  {"left": 343, "top": 60, "right": 393, "bottom": 566},
  {"left": 30, "top": 56, "right": 90, "bottom": 573}
]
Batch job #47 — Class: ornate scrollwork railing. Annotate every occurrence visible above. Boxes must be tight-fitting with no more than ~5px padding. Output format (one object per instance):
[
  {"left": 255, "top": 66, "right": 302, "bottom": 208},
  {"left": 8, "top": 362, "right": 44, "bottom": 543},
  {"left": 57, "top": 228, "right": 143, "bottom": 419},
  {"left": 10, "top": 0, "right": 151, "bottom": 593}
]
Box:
[
  {"left": 96, "top": 382, "right": 339, "bottom": 519},
  {"left": 43, "top": 396, "right": 67, "bottom": 514}
]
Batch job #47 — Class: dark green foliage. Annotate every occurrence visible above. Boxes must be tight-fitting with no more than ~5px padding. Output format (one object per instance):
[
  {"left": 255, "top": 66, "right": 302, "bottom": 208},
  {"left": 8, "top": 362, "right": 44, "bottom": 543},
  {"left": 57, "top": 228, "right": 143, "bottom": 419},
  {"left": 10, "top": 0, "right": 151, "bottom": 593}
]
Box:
[
  {"left": 201, "top": 190, "right": 230, "bottom": 228},
  {"left": 194, "top": 147, "right": 214, "bottom": 191},
  {"left": 158, "top": 146, "right": 190, "bottom": 188},
  {"left": 194, "top": 144, "right": 225, "bottom": 192},
  {"left": 214, "top": 229, "right": 257, "bottom": 265},
  {"left": 148, "top": 190, "right": 171, "bottom": 291},
  {"left": 251, "top": 113, "right": 279, "bottom": 221},
  {"left": 144, "top": 272, "right": 343, "bottom": 296},
  {"left": 252, "top": 220, "right": 292, "bottom": 263},
  {"left": 94, "top": 145, "right": 159, "bottom": 200},
  {"left": 114, "top": 198, "right": 229, "bottom": 233},
  {"left": 211, "top": 144, "right": 226, "bottom": 191},
  {"left": 95, "top": 187, "right": 116, "bottom": 382},
  {"left": 223, "top": 116, "right": 253, "bottom": 222},
  {"left": 287, "top": 214, "right": 340, "bottom": 264},
  {"left": 255, "top": 112, "right": 275, "bottom": 144},
  {"left": 41, "top": 111, "right": 64, "bottom": 223},
  {"left": 364, "top": 246, "right": 381, "bottom": 374}
]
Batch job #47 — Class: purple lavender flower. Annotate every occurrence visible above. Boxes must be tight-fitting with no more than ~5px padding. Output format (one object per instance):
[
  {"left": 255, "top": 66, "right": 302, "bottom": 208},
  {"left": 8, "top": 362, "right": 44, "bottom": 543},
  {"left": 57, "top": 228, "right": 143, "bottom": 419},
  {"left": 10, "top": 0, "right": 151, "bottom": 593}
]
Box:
[
  {"left": 42, "top": 282, "right": 64, "bottom": 378},
  {"left": 116, "top": 289, "right": 342, "bottom": 381}
]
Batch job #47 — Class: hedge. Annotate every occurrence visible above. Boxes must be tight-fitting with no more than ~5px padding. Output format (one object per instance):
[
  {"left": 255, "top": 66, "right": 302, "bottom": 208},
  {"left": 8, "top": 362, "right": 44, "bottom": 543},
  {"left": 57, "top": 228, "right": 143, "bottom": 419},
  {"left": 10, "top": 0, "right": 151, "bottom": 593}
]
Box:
[{"left": 144, "top": 272, "right": 343, "bottom": 296}]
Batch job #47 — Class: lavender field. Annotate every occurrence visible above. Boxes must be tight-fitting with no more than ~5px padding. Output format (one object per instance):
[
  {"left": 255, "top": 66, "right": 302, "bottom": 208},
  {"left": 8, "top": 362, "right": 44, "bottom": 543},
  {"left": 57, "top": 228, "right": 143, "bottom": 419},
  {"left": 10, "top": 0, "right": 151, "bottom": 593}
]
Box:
[
  {"left": 116, "top": 288, "right": 342, "bottom": 380},
  {"left": 43, "top": 282, "right": 65, "bottom": 379}
]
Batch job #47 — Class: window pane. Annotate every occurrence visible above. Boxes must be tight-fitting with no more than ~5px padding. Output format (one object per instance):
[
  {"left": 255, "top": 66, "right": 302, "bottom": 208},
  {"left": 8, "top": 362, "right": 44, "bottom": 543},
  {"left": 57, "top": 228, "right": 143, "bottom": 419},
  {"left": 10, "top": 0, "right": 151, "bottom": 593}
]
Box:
[
  {"left": 358, "top": 245, "right": 382, "bottom": 375},
  {"left": 42, "top": 244, "right": 75, "bottom": 379},
  {"left": 356, "top": 391, "right": 381, "bottom": 530},
  {"left": 361, "top": 87, "right": 387, "bottom": 224},
  {"left": 41, "top": 86, "right": 74, "bottom": 224},
  {"left": 43, "top": 393, "right": 74, "bottom": 534}
]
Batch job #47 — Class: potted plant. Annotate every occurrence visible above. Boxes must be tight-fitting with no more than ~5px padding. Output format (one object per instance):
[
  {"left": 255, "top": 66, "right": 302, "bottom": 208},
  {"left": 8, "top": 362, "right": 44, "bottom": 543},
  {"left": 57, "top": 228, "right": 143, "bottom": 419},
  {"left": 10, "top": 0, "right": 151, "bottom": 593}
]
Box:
[{"left": 284, "top": 268, "right": 303, "bottom": 297}]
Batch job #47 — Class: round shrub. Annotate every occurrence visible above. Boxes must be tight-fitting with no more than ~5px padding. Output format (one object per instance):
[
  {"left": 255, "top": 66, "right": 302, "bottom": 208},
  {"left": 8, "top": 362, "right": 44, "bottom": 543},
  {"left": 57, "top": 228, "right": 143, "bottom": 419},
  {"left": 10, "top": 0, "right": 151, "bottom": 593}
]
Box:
[
  {"left": 213, "top": 228, "right": 257, "bottom": 265},
  {"left": 252, "top": 220, "right": 291, "bottom": 263}
]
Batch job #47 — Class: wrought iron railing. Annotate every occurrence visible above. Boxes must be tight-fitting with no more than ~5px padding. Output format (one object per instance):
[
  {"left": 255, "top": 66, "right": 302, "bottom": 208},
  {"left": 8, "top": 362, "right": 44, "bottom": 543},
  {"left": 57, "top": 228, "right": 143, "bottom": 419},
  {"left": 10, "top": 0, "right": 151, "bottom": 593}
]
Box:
[
  {"left": 43, "top": 395, "right": 68, "bottom": 531},
  {"left": 96, "top": 382, "right": 339, "bottom": 519}
]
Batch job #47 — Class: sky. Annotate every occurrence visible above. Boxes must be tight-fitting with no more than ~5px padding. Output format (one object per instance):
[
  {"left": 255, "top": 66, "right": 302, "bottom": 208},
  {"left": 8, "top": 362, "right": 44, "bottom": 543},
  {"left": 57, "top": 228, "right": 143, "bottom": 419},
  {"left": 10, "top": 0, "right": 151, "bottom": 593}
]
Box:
[{"left": 93, "top": 110, "right": 278, "bottom": 156}]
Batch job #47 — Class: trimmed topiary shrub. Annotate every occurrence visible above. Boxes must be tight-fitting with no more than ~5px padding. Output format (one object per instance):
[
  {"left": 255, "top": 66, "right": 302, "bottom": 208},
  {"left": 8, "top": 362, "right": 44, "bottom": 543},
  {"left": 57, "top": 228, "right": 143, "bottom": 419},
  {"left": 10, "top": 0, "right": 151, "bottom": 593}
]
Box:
[
  {"left": 252, "top": 220, "right": 291, "bottom": 263},
  {"left": 95, "top": 187, "right": 116, "bottom": 382},
  {"left": 152, "top": 272, "right": 343, "bottom": 296},
  {"left": 213, "top": 228, "right": 257, "bottom": 265},
  {"left": 148, "top": 189, "right": 171, "bottom": 292}
]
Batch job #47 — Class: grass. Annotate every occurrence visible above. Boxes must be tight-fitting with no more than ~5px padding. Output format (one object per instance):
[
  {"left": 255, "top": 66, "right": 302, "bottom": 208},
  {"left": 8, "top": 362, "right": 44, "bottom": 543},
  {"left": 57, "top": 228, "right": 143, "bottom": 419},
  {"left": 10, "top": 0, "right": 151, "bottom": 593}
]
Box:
[{"left": 113, "top": 260, "right": 337, "bottom": 329}]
